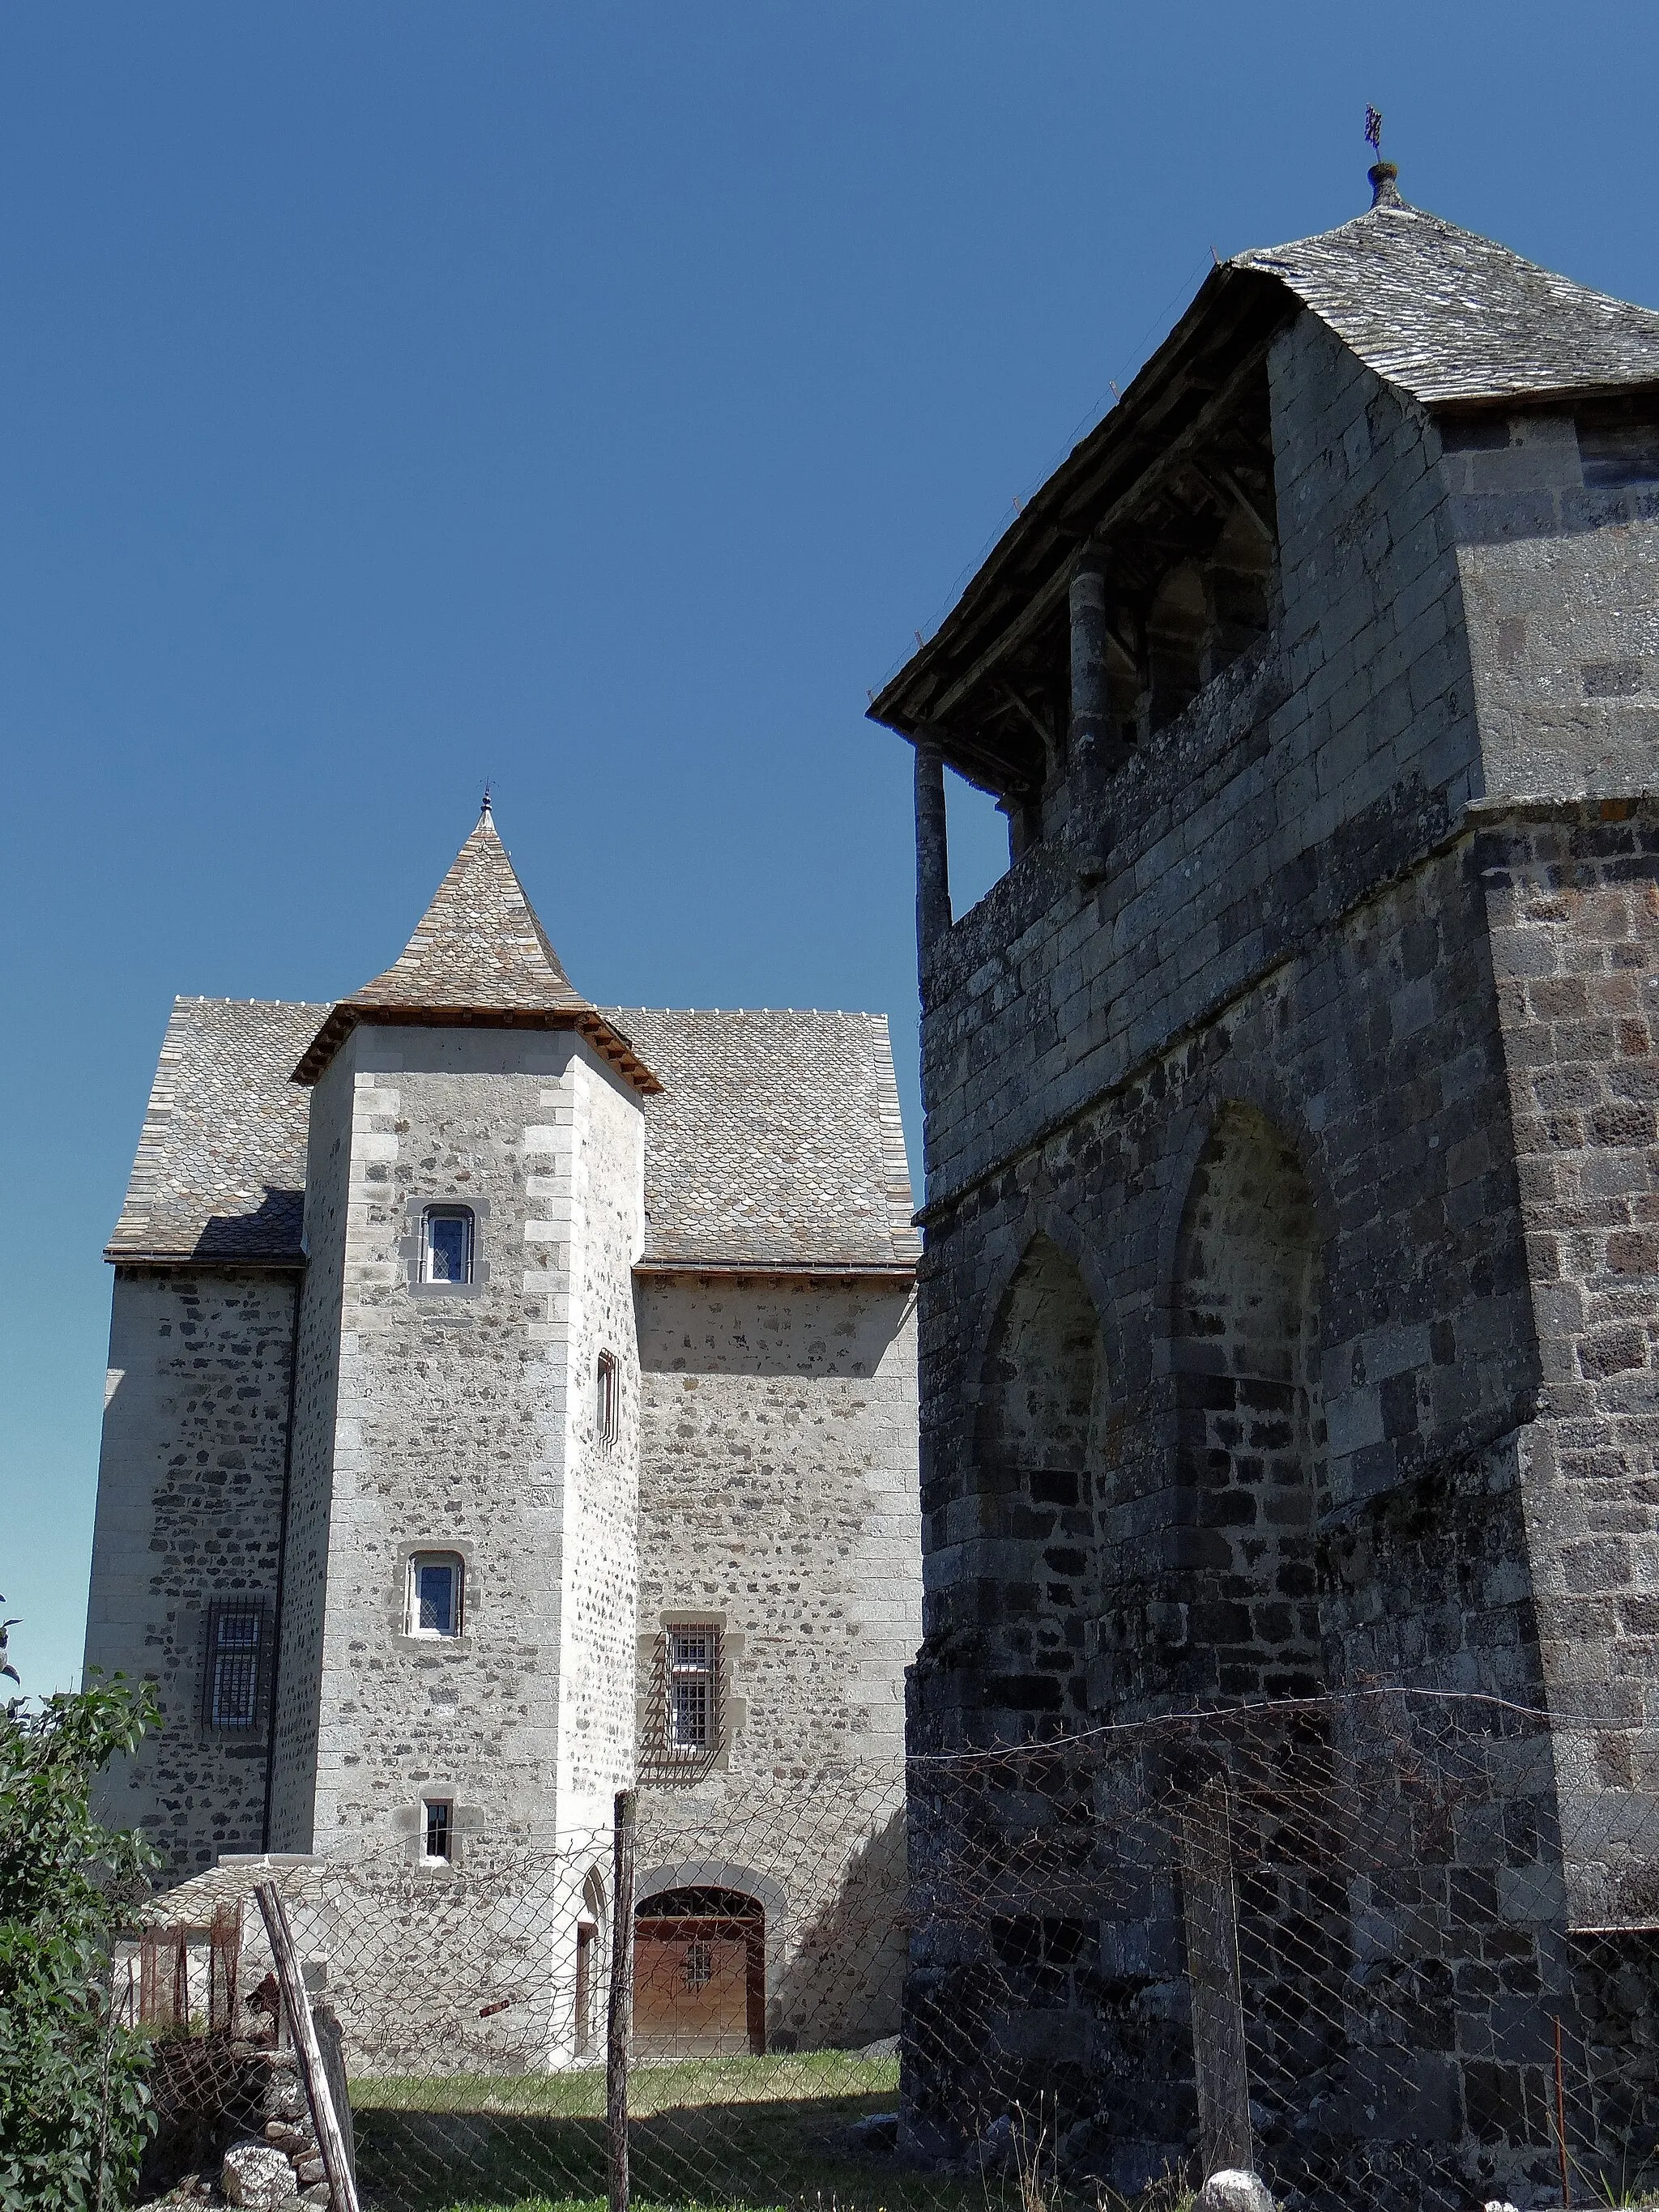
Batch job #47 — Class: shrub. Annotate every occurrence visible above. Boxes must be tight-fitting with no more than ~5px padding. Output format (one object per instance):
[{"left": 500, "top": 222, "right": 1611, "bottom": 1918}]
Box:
[{"left": 0, "top": 1661, "right": 162, "bottom": 2210}]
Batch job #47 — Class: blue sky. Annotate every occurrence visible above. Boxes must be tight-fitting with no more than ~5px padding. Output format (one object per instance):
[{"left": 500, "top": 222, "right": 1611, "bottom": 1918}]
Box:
[{"left": 4, "top": 2, "right": 1657, "bottom": 1696}]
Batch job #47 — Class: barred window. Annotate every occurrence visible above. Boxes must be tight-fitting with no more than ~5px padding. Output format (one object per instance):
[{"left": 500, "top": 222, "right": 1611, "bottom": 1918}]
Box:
[
  {"left": 595, "top": 1351, "right": 618, "bottom": 1449},
  {"left": 421, "top": 1206, "right": 474, "bottom": 1285},
  {"left": 407, "top": 1553, "right": 464, "bottom": 1639},
  {"left": 423, "top": 1799, "right": 453, "bottom": 1862},
  {"left": 203, "top": 1600, "right": 269, "bottom": 1733},
  {"left": 666, "top": 1625, "right": 720, "bottom": 1756}
]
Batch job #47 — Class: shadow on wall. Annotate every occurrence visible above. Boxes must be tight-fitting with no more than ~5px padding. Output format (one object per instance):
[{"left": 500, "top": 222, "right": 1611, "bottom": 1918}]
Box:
[
  {"left": 770, "top": 1805, "right": 907, "bottom": 2054},
  {"left": 640, "top": 1281, "right": 911, "bottom": 1382}
]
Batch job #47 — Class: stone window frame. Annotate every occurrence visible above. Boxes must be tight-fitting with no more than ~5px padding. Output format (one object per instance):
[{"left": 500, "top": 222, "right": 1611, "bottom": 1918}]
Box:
[
  {"left": 392, "top": 1792, "right": 482, "bottom": 1874},
  {"left": 399, "top": 1194, "right": 491, "bottom": 1301},
  {"left": 405, "top": 1550, "right": 466, "bottom": 1641},
  {"left": 638, "top": 1613, "right": 746, "bottom": 1780},
  {"left": 595, "top": 1349, "right": 620, "bottom": 1450},
  {"left": 422, "top": 1797, "right": 454, "bottom": 1863},
  {"left": 392, "top": 1538, "right": 478, "bottom": 1655},
  {"left": 199, "top": 1596, "right": 275, "bottom": 1737}
]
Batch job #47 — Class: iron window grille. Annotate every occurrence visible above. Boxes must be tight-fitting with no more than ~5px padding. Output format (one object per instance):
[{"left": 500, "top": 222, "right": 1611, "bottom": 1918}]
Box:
[
  {"left": 596, "top": 1350, "right": 619, "bottom": 1449},
  {"left": 407, "top": 1553, "right": 464, "bottom": 1639},
  {"left": 664, "top": 1625, "right": 721, "bottom": 1760},
  {"left": 203, "top": 1600, "right": 270, "bottom": 1733},
  {"left": 422, "top": 1799, "right": 453, "bottom": 1861},
  {"left": 421, "top": 1206, "right": 474, "bottom": 1286}
]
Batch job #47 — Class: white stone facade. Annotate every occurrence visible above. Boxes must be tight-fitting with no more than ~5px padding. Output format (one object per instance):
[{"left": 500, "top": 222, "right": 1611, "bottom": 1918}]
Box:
[{"left": 86, "top": 808, "right": 920, "bottom": 2065}]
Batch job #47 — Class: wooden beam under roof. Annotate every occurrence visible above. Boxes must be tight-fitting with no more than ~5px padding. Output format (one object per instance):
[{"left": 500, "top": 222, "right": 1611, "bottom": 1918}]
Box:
[
  {"left": 868, "top": 262, "right": 1290, "bottom": 783},
  {"left": 918, "top": 339, "right": 1273, "bottom": 735}
]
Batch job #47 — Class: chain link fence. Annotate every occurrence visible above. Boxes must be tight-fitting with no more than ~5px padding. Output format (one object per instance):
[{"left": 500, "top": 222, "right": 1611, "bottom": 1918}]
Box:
[{"left": 126, "top": 1691, "right": 1659, "bottom": 2211}]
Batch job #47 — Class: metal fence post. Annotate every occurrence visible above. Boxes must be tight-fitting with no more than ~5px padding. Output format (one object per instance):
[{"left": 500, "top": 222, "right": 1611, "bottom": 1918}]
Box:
[
  {"left": 1179, "top": 1772, "right": 1252, "bottom": 2181},
  {"left": 608, "top": 1788, "right": 638, "bottom": 2212}
]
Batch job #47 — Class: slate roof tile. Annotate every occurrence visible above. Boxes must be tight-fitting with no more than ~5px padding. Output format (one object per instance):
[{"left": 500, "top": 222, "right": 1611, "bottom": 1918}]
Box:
[
  {"left": 292, "top": 804, "right": 658, "bottom": 1093},
  {"left": 1234, "top": 187, "right": 1659, "bottom": 406},
  {"left": 109, "top": 999, "right": 917, "bottom": 1273},
  {"left": 106, "top": 999, "right": 324, "bottom": 1264}
]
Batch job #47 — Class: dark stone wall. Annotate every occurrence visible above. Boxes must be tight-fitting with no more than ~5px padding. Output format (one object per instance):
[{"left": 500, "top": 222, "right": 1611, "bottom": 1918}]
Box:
[{"left": 902, "top": 310, "right": 1659, "bottom": 2189}]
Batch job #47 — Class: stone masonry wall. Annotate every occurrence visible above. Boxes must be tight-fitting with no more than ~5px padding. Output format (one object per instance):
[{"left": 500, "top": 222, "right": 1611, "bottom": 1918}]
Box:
[
  {"left": 552, "top": 1048, "right": 645, "bottom": 1834},
  {"left": 1447, "top": 410, "right": 1659, "bottom": 803},
  {"left": 914, "top": 305, "right": 1541, "bottom": 1743},
  {"left": 287, "top": 1025, "right": 638, "bottom": 1873},
  {"left": 267, "top": 1042, "right": 353, "bottom": 1852},
  {"left": 1483, "top": 800, "right": 1659, "bottom": 1915},
  {"left": 920, "top": 308, "right": 1482, "bottom": 1212},
  {"left": 87, "top": 1271, "right": 296, "bottom": 1880},
  {"left": 636, "top": 1274, "right": 919, "bottom": 2047}
]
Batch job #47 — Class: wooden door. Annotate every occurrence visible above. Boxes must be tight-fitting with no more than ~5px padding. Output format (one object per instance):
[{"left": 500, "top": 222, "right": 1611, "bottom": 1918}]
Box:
[{"left": 633, "top": 1916, "right": 764, "bottom": 2056}]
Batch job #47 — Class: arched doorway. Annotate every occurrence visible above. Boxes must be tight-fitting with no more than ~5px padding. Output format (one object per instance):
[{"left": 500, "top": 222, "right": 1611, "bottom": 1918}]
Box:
[{"left": 633, "top": 1886, "right": 766, "bottom": 2056}]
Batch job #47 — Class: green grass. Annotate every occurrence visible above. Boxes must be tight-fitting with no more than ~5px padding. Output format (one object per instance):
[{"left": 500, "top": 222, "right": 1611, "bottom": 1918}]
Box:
[{"left": 348, "top": 2052, "right": 1030, "bottom": 2212}]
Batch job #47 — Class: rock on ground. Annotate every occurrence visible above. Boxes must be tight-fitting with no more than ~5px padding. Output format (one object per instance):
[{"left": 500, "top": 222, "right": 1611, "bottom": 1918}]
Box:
[
  {"left": 220, "top": 2141, "right": 298, "bottom": 2210},
  {"left": 847, "top": 2112, "right": 899, "bottom": 2154},
  {"left": 1196, "top": 2172, "right": 1275, "bottom": 2212}
]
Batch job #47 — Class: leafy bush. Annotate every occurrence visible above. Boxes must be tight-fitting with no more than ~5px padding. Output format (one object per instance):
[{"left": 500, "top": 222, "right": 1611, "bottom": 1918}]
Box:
[{"left": 0, "top": 1653, "right": 161, "bottom": 2211}]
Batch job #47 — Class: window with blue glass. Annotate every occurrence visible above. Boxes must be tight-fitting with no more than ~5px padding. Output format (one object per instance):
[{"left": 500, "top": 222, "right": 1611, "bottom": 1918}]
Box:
[
  {"left": 408, "top": 1553, "right": 463, "bottom": 1639},
  {"left": 421, "top": 1206, "right": 474, "bottom": 1285}
]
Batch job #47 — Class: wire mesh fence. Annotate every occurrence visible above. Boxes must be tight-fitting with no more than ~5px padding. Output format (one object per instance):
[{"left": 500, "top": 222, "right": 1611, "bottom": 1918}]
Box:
[{"left": 126, "top": 1690, "right": 1659, "bottom": 2212}]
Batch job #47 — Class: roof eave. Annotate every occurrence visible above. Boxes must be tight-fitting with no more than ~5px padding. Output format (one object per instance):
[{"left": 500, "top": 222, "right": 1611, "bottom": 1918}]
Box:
[
  {"left": 292, "top": 1004, "right": 663, "bottom": 1094},
  {"left": 866, "top": 260, "right": 1292, "bottom": 770}
]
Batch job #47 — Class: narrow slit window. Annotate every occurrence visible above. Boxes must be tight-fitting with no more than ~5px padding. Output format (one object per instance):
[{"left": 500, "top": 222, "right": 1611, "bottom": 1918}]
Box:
[
  {"left": 423, "top": 1799, "right": 453, "bottom": 1861},
  {"left": 596, "top": 1351, "right": 618, "bottom": 1449},
  {"left": 666, "top": 1625, "right": 720, "bottom": 1757},
  {"left": 204, "top": 1600, "right": 267, "bottom": 1733},
  {"left": 422, "top": 1206, "right": 474, "bottom": 1285},
  {"left": 407, "top": 1553, "right": 464, "bottom": 1639}
]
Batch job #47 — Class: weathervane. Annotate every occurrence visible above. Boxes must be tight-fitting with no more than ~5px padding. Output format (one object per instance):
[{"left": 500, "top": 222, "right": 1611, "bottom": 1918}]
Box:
[{"left": 1365, "top": 104, "right": 1399, "bottom": 205}]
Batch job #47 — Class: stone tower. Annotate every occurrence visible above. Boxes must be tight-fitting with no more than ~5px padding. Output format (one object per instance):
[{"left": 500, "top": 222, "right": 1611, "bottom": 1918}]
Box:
[
  {"left": 265, "top": 800, "right": 658, "bottom": 1863},
  {"left": 869, "top": 171, "right": 1659, "bottom": 2191}
]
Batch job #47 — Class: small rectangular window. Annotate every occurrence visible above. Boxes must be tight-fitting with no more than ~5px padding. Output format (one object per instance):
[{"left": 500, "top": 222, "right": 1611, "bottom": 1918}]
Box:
[
  {"left": 407, "top": 1553, "right": 463, "bottom": 1639},
  {"left": 423, "top": 1799, "right": 453, "bottom": 1861},
  {"left": 666, "top": 1625, "right": 719, "bottom": 1756},
  {"left": 596, "top": 1351, "right": 618, "bottom": 1449},
  {"left": 422, "top": 1207, "right": 474, "bottom": 1285},
  {"left": 203, "top": 1600, "right": 269, "bottom": 1733}
]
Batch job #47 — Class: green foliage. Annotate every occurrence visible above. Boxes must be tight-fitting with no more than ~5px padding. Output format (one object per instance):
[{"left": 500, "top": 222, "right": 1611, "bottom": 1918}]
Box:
[{"left": 0, "top": 1670, "right": 162, "bottom": 2211}]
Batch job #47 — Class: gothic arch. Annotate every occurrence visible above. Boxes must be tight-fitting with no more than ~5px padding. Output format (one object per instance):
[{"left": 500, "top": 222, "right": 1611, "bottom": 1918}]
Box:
[
  {"left": 972, "top": 1234, "right": 1106, "bottom": 1726},
  {"left": 1171, "top": 1101, "right": 1326, "bottom": 1700}
]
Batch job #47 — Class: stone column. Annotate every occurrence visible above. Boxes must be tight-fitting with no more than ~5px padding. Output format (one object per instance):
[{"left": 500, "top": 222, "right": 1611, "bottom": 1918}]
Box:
[
  {"left": 914, "top": 730, "right": 951, "bottom": 959},
  {"left": 1068, "top": 551, "right": 1110, "bottom": 769}
]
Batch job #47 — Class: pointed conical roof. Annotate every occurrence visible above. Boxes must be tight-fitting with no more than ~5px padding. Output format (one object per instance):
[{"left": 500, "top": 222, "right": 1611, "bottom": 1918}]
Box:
[{"left": 293, "top": 803, "right": 660, "bottom": 1091}]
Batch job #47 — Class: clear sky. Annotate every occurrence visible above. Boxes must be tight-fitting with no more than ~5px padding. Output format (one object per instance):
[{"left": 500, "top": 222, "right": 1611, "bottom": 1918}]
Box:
[{"left": 4, "top": 1, "right": 1657, "bottom": 1698}]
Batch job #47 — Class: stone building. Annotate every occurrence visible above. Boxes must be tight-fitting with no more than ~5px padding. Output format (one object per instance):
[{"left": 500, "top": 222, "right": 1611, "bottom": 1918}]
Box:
[
  {"left": 870, "top": 166, "right": 1659, "bottom": 2194},
  {"left": 84, "top": 802, "right": 919, "bottom": 2061}
]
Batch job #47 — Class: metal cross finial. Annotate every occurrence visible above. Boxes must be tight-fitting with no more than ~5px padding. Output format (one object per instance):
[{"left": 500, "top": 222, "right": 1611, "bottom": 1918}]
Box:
[{"left": 1365, "top": 105, "right": 1383, "bottom": 156}]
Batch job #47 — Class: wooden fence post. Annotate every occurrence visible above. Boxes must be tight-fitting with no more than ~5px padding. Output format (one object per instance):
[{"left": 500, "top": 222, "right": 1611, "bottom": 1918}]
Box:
[
  {"left": 1179, "top": 1773, "right": 1253, "bottom": 2180},
  {"left": 255, "top": 1881, "right": 360, "bottom": 2212},
  {"left": 608, "top": 1788, "right": 638, "bottom": 2212}
]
